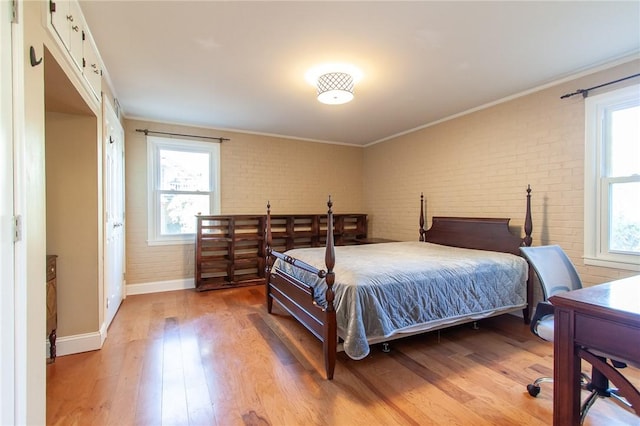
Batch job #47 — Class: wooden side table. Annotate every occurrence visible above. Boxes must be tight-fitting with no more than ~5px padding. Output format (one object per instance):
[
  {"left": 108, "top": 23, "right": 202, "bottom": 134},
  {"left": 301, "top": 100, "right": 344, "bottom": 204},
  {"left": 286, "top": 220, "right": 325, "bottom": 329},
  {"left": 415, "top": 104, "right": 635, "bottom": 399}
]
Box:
[
  {"left": 354, "top": 238, "right": 397, "bottom": 244},
  {"left": 46, "top": 255, "right": 57, "bottom": 363}
]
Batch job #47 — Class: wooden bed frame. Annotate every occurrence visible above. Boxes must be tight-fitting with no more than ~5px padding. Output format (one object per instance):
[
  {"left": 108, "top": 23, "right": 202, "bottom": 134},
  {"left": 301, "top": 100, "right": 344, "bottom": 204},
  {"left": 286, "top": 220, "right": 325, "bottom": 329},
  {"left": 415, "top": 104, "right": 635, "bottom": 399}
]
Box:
[{"left": 265, "top": 186, "right": 533, "bottom": 380}]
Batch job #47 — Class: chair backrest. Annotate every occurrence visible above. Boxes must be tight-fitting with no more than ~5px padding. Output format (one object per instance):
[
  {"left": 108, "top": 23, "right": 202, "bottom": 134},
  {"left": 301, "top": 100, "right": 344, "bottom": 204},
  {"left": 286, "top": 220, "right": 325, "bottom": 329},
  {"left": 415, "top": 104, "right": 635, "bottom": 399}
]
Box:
[{"left": 520, "top": 245, "right": 583, "bottom": 300}]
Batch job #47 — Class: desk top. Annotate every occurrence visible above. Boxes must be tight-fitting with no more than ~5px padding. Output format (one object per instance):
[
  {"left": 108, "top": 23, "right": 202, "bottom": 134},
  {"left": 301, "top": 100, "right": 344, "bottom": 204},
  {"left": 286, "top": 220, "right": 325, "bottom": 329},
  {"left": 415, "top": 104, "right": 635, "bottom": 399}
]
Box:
[{"left": 550, "top": 275, "right": 640, "bottom": 322}]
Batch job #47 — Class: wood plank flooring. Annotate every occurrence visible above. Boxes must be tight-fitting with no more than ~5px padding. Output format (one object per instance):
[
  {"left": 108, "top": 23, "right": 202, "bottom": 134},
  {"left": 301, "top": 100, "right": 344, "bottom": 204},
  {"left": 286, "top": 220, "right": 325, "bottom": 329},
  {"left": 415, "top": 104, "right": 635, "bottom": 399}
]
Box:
[{"left": 47, "top": 286, "right": 640, "bottom": 425}]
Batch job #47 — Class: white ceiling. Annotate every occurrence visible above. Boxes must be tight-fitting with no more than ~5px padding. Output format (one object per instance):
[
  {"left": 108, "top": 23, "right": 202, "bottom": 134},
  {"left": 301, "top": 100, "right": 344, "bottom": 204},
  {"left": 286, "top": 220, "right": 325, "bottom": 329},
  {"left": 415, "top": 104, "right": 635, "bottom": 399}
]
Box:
[{"left": 79, "top": 1, "right": 640, "bottom": 146}]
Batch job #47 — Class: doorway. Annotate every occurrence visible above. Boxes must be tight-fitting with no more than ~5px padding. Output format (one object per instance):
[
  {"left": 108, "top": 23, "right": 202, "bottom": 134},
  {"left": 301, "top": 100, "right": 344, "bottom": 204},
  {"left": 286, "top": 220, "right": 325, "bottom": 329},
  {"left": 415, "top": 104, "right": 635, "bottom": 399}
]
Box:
[{"left": 44, "top": 48, "right": 101, "bottom": 351}]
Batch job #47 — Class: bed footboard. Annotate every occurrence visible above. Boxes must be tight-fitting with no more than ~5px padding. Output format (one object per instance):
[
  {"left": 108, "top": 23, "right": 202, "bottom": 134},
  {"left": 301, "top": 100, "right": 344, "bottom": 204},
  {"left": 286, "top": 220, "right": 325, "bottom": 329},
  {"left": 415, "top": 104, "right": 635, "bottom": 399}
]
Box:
[{"left": 265, "top": 199, "right": 337, "bottom": 379}]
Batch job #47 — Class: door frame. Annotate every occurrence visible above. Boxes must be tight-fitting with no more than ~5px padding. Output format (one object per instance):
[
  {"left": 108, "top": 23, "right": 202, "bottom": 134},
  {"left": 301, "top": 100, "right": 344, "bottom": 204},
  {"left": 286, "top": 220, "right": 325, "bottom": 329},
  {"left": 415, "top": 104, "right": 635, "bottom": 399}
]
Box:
[
  {"left": 0, "top": 2, "right": 16, "bottom": 422},
  {"left": 3, "top": 1, "right": 40, "bottom": 423}
]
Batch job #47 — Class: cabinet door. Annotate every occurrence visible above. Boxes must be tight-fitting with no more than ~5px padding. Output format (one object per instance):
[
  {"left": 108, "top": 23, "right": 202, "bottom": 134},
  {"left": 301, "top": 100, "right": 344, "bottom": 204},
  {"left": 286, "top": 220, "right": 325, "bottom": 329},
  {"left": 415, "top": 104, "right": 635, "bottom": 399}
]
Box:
[
  {"left": 83, "top": 32, "right": 102, "bottom": 99},
  {"left": 67, "top": 0, "right": 84, "bottom": 69},
  {"left": 50, "top": 0, "right": 71, "bottom": 50}
]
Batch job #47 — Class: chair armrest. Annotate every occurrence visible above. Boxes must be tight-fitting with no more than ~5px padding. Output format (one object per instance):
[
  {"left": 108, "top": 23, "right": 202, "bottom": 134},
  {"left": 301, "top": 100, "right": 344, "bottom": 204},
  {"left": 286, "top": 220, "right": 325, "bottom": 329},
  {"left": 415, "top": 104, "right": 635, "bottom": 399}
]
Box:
[{"left": 530, "top": 301, "right": 554, "bottom": 335}]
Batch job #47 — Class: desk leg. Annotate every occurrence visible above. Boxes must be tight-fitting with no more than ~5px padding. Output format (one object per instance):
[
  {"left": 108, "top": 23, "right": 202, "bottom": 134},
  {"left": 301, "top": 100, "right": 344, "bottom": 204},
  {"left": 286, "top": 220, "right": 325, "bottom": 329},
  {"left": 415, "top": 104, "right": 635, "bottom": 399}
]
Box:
[{"left": 554, "top": 307, "right": 581, "bottom": 426}]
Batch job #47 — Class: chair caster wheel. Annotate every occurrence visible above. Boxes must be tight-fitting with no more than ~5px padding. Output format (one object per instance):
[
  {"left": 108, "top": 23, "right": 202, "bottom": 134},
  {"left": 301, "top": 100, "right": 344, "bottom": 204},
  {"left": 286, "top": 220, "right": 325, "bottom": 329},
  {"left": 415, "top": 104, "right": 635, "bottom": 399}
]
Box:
[{"left": 527, "top": 384, "right": 541, "bottom": 397}]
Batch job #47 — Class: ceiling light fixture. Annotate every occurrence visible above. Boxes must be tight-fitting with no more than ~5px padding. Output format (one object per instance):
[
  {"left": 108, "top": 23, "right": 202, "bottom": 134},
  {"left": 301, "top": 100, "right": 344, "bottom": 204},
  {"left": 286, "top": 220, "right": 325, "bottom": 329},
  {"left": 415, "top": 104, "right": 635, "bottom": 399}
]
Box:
[
  {"left": 305, "top": 64, "right": 362, "bottom": 106},
  {"left": 316, "top": 72, "right": 354, "bottom": 105}
]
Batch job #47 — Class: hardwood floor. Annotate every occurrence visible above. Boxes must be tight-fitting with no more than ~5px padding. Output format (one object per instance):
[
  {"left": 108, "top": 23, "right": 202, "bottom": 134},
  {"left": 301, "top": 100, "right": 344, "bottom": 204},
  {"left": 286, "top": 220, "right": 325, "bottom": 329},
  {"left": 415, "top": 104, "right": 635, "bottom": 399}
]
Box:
[{"left": 47, "top": 286, "right": 640, "bottom": 425}]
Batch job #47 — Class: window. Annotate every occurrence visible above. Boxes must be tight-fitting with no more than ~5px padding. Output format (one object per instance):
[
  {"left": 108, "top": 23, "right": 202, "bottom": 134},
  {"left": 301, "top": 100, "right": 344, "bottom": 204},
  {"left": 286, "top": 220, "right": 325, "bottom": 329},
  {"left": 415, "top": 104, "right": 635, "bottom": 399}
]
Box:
[
  {"left": 584, "top": 84, "right": 640, "bottom": 271},
  {"left": 147, "top": 136, "right": 220, "bottom": 245}
]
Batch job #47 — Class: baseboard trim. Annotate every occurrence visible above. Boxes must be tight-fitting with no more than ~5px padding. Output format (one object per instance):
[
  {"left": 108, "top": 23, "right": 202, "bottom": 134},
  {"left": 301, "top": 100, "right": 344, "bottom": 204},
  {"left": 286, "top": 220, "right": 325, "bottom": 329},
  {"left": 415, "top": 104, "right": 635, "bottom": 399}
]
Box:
[
  {"left": 99, "top": 320, "right": 108, "bottom": 346},
  {"left": 125, "top": 278, "right": 195, "bottom": 296},
  {"left": 46, "top": 329, "right": 105, "bottom": 358}
]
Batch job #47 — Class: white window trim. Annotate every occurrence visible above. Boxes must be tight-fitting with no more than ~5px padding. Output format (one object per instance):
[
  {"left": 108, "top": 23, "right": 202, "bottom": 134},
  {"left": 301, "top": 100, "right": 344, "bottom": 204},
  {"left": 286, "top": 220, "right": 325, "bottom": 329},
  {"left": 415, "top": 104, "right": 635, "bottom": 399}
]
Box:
[
  {"left": 147, "top": 136, "right": 220, "bottom": 246},
  {"left": 584, "top": 84, "right": 640, "bottom": 271}
]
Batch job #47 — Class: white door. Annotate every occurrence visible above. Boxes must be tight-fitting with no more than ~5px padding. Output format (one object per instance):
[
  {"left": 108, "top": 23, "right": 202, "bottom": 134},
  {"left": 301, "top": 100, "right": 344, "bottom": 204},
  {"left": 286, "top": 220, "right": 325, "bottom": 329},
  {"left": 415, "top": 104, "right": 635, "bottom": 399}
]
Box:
[
  {"left": 103, "top": 98, "right": 125, "bottom": 328},
  {"left": 0, "top": 3, "right": 15, "bottom": 423}
]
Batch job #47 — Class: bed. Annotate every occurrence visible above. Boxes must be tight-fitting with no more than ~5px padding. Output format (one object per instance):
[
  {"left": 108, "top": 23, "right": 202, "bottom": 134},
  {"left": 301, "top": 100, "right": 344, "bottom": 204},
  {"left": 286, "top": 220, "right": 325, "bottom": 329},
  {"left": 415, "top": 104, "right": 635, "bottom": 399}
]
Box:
[{"left": 265, "top": 187, "right": 533, "bottom": 379}]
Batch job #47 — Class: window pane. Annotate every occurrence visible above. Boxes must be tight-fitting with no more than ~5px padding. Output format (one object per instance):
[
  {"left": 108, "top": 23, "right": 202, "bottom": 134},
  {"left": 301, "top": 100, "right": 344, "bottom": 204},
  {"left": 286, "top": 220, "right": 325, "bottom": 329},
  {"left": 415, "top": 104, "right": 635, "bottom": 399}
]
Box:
[
  {"left": 609, "top": 105, "right": 640, "bottom": 177},
  {"left": 609, "top": 181, "right": 640, "bottom": 254},
  {"left": 160, "top": 193, "right": 210, "bottom": 235},
  {"left": 159, "top": 149, "right": 210, "bottom": 191}
]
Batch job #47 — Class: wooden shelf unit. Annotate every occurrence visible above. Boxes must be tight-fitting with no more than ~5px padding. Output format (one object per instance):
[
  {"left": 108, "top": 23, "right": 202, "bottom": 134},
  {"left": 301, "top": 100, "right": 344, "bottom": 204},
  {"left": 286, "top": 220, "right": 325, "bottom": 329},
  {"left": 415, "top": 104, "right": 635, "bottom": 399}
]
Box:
[
  {"left": 195, "top": 213, "right": 367, "bottom": 291},
  {"left": 195, "top": 215, "right": 266, "bottom": 291}
]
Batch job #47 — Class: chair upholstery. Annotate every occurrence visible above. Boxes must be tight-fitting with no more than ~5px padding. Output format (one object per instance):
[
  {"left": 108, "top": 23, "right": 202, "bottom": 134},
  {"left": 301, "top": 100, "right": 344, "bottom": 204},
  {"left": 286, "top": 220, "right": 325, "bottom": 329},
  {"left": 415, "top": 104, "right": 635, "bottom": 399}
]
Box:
[
  {"left": 521, "top": 245, "right": 581, "bottom": 343},
  {"left": 520, "top": 245, "right": 632, "bottom": 423},
  {"left": 520, "top": 245, "right": 583, "bottom": 298}
]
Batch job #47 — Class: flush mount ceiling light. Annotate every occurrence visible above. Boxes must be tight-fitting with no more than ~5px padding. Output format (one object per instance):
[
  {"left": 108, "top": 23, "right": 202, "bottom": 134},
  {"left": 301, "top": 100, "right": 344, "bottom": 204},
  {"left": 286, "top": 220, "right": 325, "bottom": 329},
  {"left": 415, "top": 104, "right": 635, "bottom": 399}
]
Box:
[
  {"left": 305, "top": 64, "right": 363, "bottom": 105},
  {"left": 317, "top": 72, "right": 354, "bottom": 105}
]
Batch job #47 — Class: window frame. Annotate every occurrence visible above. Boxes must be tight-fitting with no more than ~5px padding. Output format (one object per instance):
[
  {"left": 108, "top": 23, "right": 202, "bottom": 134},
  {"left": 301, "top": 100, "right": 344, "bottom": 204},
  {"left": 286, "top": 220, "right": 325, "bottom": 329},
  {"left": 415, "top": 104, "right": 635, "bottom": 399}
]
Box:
[
  {"left": 147, "top": 136, "right": 221, "bottom": 245},
  {"left": 584, "top": 84, "right": 640, "bottom": 271}
]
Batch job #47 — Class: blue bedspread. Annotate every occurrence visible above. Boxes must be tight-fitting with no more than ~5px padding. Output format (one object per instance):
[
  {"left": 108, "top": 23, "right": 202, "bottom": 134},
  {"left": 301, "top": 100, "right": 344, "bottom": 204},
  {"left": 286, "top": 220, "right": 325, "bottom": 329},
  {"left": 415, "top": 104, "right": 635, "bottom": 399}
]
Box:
[{"left": 273, "top": 242, "right": 528, "bottom": 360}]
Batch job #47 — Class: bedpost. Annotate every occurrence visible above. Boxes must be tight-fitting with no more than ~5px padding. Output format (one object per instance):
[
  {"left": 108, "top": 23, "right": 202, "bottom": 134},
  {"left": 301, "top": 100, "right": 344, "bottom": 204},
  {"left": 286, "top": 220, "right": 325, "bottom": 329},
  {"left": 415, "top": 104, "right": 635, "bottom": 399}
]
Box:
[
  {"left": 419, "top": 193, "right": 426, "bottom": 241},
  {"left": 323, "top": 196, "right": 337, "bottom": 380},
  {"left": 523, "top": 185, "right": 533, "bottom": 324},
  {"left": 266, "top": 201, "right": 274, "bottom": 313},
  {"left": 523, "top": 185, "right": 532, "bottom": 247}
]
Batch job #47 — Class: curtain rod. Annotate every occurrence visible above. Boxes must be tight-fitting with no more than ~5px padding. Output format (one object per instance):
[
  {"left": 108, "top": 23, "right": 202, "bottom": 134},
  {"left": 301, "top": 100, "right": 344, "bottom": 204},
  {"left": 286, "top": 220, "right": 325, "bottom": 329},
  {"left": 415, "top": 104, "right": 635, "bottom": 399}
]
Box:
[
  {"left": 560, "top": 73, "right": 640, "bottom": 99},
  {"left": 135, "top": 128, "right": 230, "bottom": 143}
]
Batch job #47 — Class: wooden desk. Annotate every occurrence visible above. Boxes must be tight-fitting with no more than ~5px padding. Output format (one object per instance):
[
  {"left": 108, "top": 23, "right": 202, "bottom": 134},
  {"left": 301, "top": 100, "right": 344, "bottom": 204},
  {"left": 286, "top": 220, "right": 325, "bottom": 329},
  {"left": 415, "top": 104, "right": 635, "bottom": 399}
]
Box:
[{"left": 549, "top": 275, "right": 640, "bottom": 425}]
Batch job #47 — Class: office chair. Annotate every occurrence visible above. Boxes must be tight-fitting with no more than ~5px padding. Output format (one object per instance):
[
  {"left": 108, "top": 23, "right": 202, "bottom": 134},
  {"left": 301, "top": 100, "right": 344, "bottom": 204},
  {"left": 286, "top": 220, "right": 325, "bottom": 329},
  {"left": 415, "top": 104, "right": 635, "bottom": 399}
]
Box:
[{"left": 520, "top": 245, "right": 632, "bottom": 423}]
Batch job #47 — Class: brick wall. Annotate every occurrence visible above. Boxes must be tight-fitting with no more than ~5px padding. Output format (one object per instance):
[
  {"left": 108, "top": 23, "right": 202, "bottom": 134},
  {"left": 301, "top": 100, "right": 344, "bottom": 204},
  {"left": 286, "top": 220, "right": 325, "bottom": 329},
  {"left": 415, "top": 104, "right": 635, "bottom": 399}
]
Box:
[
  {"left": 124, "top": 120, "right": 363, "bottom": 285},
  {"left": 125, "top": 60, "right": 638, "bottom": 289},
  {"left": 363, "top": 59, "right": 639, "bottom": 287}
]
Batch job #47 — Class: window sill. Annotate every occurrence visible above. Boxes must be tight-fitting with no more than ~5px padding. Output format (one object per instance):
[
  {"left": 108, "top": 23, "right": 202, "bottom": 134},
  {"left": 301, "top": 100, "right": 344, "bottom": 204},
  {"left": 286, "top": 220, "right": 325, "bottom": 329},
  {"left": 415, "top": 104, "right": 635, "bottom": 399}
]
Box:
[
  {"left": 584, "top": 255, "right": 640, "bottom": 272},
  {"left": 147, "top": 238, "right": 195, "bottom": 247}
]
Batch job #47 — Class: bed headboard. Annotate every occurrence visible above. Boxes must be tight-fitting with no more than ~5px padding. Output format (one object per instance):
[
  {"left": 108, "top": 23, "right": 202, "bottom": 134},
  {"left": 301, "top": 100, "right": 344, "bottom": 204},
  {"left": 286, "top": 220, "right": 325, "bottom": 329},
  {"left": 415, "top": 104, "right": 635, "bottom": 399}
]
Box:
[
  {"left": 423, "top": 217, "right": 524, "bottom": 256},
  {"left": 419, "top": 186, "right": 533, "bottom": 256}
]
